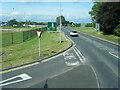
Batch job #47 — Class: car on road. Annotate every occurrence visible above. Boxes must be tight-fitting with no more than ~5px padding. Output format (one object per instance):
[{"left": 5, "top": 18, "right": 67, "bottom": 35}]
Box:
[{"left": 70, "top": 30, "right": 78, "bottom": 36}]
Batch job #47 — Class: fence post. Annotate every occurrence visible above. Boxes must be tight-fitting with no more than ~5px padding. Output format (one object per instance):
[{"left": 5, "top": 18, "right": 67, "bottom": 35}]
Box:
[
  {"left": 11, "top": 32, "right": 14, "bottom": 44},
  {"left": 27, "top": 31, "right": 28, "bottom": 40},
  {"left": 23, "top": 31, "right": 24, "bottom": 42}
]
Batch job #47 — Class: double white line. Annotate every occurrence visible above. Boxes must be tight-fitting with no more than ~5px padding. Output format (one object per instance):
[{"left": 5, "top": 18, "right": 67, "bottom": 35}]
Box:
[{"left": 73, "top": 47, "right": 85, "bottom": 63}]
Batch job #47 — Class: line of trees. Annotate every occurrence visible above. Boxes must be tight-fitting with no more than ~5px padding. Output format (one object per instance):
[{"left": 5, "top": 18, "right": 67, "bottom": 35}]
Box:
[
  {"left": 89, "top": 2, "right": 120, "bottom": 36},
  {"left": 4, "top": 19, "right": 47, "bottom": 27}
]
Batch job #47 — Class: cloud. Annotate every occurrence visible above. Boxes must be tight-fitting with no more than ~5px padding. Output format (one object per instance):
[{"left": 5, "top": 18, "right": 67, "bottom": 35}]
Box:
[{"left": 10, "top": 11, "right": 21, "bottom": 15}]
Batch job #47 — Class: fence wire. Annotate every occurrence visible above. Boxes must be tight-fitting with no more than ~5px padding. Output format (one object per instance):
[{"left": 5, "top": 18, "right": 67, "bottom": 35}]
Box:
[{"left": 2, "top": 27, "right": 47, "bottom": 47}]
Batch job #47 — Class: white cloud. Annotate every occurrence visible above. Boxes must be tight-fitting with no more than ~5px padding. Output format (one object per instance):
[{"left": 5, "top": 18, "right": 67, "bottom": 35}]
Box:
[{"left": 10, "top": 11, "right": 21, "bottom": 15}]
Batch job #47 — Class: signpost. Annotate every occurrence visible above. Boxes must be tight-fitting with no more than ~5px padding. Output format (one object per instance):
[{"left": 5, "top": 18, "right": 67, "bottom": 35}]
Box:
[
  {"left": 47, "top": 22, "right": 57, "bottom": 31},
  {"left": 36, "top": 31, "right": 42, "bottom": 57},
  {"left": 96, "top": 23, "right": 100, "bottom": 32}
]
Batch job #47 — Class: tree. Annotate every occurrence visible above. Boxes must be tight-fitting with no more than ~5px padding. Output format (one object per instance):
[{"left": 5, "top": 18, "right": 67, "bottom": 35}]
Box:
[
  {"left": 89, "top": 2, "right": 102, "bottom": 28},
  {"left": 7, "top": 19, "right": 18, "bottom": 26},
  {"left": 24, "top": 20, "right": 35, "bottom": 25},
  {"left": 89, "top": 2, "right": 120, "bottom": 34},
  {"left": 56, "top": 15, "right": 66, "bottom": 26},
  {"left": 89, "top": 2, "right": 102, "bottom": 21},
  {"left": 96, "top": 2, "right": 120, "bottom": 34}
]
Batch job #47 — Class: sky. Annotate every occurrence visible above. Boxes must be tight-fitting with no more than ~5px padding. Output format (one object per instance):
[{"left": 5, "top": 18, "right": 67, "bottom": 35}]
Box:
[{"left": 1, "top": 1, "right": 94, "bottom": 23}]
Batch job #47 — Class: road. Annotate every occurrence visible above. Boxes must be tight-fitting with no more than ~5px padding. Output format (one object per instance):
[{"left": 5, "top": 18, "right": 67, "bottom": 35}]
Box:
[{"left": 0, "top": 27, "right": 119, "bottom": 89}]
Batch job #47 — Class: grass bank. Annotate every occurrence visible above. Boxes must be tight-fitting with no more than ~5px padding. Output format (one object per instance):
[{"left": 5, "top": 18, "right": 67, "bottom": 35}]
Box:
[
  {"left": 2, "top": 31, "right": 71, "bottom": 69},
  {"left": 71, "top": 27, "right": 119, "bottom": 44}
]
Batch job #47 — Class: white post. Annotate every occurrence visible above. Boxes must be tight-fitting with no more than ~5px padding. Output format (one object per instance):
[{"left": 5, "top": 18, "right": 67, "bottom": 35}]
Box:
[
  {"left": 98, "top": 23, "right": 100, "bottom": 31},
  {"left": 95, "top": 23, "right": 98, "bottom": 31},
  {"left": 38, "top": 38, "right": 40, "bottom": 57}
]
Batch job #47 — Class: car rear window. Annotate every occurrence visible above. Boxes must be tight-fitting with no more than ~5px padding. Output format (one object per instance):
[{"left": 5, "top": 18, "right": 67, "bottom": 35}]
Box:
[{"left": 72, "top": 31, "right": 77, "bottom": 33}]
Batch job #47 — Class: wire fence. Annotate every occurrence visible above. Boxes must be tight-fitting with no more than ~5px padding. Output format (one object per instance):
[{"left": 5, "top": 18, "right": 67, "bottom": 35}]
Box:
[{"left": 2, "top": 27, "right": 47, "bottom": 47}]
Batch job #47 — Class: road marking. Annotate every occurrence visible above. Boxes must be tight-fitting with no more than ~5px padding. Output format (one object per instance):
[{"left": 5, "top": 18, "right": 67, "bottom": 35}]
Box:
[
  {"left": 63, "top": 52, "right": 79, "bottom": 66},
  {"left": 65, "top": 61, "right": 79, "bottom": 66},
  {"left": 73, "top": 48, "right": 84, "bottom": 62},
  {"left": 63, "top": 53, "right": 76, "bottom": 60},
  {"left": 90, "top": 66, "right": 101, "bottom": 89},
  {"left": 0, "top": 73, "right": 32, "bottom": 87},
  {"left": 65, "top": 35, "right": 75, "bottom": 44},
  {"left": 109, "top": 52, "right": 120, "bottom": 59},
  {"left": 74, "top": 47, "right": 85, "bottom": 61}
]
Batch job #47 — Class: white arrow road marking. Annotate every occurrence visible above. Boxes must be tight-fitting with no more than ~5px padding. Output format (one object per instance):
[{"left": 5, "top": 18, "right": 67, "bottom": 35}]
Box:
[{"left": 0, "top": 73, "right": 32, "bottom": 87}]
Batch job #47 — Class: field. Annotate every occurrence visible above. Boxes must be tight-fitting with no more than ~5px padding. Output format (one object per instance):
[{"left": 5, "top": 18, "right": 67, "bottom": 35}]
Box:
[
  {"left": 2, "top": 31, "right": 71, "bottom": 69},
  {"left": 71, "top": 27, "right": 119, "bottom": 44}
]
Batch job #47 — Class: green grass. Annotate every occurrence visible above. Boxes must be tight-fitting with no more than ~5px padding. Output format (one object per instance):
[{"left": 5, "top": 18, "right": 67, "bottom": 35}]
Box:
[
  {"left": 2, "top": 29, "right": 37, "bottom": 46},
  {"left": 2, "top": 31, "right": 71, "bottom": 69},
  {"left": 2, "top": 31, "right": 24, "bottom": 46},
  {"left": 71, "top": 27, "right": 119, "bottom": 44},
  {"left": 71, "top": 27, "right": 95, "bottom": 31}
]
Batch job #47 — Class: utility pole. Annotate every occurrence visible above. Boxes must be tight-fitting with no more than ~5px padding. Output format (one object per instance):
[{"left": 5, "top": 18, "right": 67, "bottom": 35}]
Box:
[
  {"left": 12, "top": 8, "right": 14, "bottom": 19},
  {"left": 59, "top": 0, "right": 62, "bottom": 43}
]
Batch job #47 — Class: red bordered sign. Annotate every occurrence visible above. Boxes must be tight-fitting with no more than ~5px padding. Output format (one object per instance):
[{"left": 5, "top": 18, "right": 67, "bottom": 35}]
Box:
[{"left": 36, "top": 31, "right": 42, "bottom": 38}]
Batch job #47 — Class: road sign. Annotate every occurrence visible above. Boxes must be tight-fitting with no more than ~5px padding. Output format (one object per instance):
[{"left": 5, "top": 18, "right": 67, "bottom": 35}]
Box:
[
  {"left": 48, "top": 22, "right": 57, "bottom": 31},
  {"left": 36, "top": 31, "right": 42, "bottom": 38},
  {"left": 36, "top": 31, "right": 42, "bottom": 57}
]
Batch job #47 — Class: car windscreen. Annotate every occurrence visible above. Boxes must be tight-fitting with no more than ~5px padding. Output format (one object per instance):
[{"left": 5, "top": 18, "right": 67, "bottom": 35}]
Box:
[{"left": 72, "top": 31, "right": 77, "bottom": 33}]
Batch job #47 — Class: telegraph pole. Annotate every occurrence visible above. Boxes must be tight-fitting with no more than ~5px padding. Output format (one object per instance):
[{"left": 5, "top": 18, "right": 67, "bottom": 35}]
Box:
[
  {"left": 12, "top": 8, "right": 14, "bottom": 19},
  {"left": 59, "top": 0, "right": 62, "bottom": 43}
]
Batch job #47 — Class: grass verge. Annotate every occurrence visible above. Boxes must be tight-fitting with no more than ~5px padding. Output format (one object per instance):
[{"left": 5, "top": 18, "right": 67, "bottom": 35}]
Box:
[
  {"left": 2, "top": 31, "right": 71, "bottom": 69},
  {"left": 71, "top": 27, "right": 119, "bottom": 44}
]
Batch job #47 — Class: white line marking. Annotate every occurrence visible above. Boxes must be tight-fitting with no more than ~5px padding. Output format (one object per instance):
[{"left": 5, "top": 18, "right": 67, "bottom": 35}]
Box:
[
  {"left": 109, "top": 52, "right": 120, "bottom": 59},
  {"left": 66, "top": 35, "right": 75, "bottom": 44},
  {"left": 90, "top": 66, "right": 100, "bottom": 89},
  {"left": 65, "top": 61, "right": 80, "bottom": 66},
  {"left": 0, "top": 73, "right": 32, "bottom": 87},
  {"left": 74, "top": 47, "right": 85, "bottom": 61},
  {"left": 73, "top": 48, "right": 84, "bottom": 62}
]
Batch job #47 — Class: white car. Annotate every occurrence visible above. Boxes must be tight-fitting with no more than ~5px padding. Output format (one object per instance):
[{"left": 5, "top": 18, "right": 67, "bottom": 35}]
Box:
[{"left": 70, "top": 30, "right": 78, "bottom": 36}]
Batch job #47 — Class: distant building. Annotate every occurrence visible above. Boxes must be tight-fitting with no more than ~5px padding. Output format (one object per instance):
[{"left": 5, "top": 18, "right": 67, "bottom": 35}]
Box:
[
  {"left": 81, "top": 23, "right": 86, "bottom": 27},
  {"left": 0, "top": 22, "right": 7, "bottom": 26}
]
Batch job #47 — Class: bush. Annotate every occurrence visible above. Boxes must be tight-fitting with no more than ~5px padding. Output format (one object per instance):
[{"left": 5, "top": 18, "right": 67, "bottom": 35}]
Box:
[{"left": 114, "top": 24, "right": 120, "bottom": 36}]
